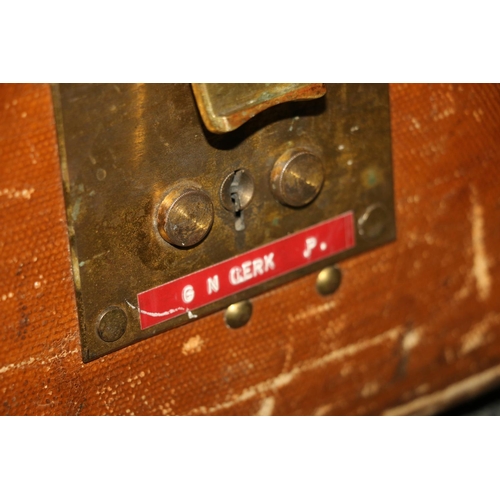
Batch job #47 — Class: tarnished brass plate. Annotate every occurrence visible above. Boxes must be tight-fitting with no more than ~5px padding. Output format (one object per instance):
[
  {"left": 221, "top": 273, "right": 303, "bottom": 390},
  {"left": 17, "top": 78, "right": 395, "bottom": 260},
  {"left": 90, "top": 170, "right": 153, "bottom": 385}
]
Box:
[
  {"left": 53, "top": 84, "right": 395, "bottom": 362},
  {"left": 191, "top": 83, "right": 327, "bottom": 133}
]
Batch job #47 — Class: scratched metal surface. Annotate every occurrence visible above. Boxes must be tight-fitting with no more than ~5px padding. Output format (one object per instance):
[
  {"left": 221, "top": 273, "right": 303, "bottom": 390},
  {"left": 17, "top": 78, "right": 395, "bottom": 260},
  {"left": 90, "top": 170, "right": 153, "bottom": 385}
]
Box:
[
  {"left": 52, "top": 83, "right": 394, "bottom": 362},
  {"left": 1, "top": 83, "right": 500, "bottom": 415}
]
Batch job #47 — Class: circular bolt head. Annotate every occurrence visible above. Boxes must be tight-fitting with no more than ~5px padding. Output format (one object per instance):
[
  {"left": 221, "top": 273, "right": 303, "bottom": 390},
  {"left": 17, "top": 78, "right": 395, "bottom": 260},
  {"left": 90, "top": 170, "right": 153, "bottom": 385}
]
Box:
[
  {"left": 225, "top": 300, "right": 253, "bottom": 329},
  {"left": 316, "top": 266, "right": 342, "bottom": 296},
  {"left": 97, "top": 306, "right": 127, "bottom": 342},
  {"left": 157, "top": 182, "right": 214, "bottom": 248},
  {"left": 358, "top": 204, "right": 388, "bottom": 240},
  {"left": 271, "top": 148, "right": 324, "bottom": 207}
]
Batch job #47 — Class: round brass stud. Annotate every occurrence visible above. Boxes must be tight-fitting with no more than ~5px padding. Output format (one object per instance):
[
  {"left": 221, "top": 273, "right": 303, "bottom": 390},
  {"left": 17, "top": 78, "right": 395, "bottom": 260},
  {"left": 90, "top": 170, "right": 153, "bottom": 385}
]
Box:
[
  {"left": 224, "top": 300, "right": 253, "bottom": 329},
  {"left": 270, "top": 148, "right": 324, "bottom": 207},
  {"left": 157, "top": 182, "right": 214, "bottom": 248},
  {"left": 358, "top": 203, "right": 388, "bottom": 240},
  {"left": 97, "top": 306, "right": 127, "bottom": 342},
  {"left": 316, "top": 266, "right": 342, "bottom": 296}
]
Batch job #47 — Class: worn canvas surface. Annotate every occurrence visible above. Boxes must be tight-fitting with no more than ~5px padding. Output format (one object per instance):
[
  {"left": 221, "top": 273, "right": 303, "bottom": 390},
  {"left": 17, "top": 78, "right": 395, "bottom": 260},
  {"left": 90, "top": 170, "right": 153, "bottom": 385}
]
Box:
[{"left": 1, "top": 84, "right": 500, "bottom": 415}]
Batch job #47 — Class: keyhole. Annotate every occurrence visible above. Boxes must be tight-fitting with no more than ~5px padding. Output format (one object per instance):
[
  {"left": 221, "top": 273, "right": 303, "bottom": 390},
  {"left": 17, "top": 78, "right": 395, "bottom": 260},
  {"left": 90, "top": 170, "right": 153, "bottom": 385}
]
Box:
[
  {"left": 220, "top": 169, "right": 255, "bottom": 232},
  {"left": 230, "top": 170, "right": 245, "bottom": 231}
]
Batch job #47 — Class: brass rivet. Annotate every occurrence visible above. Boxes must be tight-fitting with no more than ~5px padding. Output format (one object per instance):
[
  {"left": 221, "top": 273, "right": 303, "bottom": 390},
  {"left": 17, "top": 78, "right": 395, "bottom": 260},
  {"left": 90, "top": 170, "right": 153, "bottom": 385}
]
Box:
[
  {"left": 358, "top": 203, "right": 388, "bottom": 239},
  {"left": 316, "top": 266, "right": 342, "bottom": 296},
  {"left": 270, "top": 148, "right": 324, "bottom": 207},
  {"left": 97, "top": 306, "right": 127, "bottom": 342},
  {"left": 225, "top": 300, "right": 253, "bottom": 329},
  {"left": 96, "top": 168, "right": 107, "bottom": 181},
  {"left": 157, "top": 181, "right": 214, "bottom": 248}
]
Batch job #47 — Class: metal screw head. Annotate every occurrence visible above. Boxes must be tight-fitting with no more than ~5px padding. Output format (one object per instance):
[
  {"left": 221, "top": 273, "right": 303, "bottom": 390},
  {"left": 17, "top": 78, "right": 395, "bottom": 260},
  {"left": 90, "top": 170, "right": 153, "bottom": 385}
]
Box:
[
  {"left": 316, "top": 266, "right": 342, "bottom": 296},
  {"left": 270, "top": 148, "right": 324, "bottom": 207},
  {"left": 225, "top": 300, "right": 253, "bottom": 328},
  {"left": 358, "top": 203, "right": 388, "bottom": 239},
  {"left": 157, "top": 182, "right": 214, "bottom": 248},
  {"left": 97, "top": 306, "right": 127, "bottom": 342}
]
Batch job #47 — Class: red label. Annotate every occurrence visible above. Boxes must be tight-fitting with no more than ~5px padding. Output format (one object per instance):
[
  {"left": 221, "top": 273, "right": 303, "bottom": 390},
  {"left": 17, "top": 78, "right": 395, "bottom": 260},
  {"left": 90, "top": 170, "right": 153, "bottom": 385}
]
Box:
[{"left": 137, "top": 211, "right": 355, "bottom": 329}]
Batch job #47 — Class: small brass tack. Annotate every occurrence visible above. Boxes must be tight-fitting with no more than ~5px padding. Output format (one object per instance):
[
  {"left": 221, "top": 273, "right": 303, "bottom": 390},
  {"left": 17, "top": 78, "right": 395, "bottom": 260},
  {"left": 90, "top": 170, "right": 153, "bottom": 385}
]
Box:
[
  {"left": 316, "top": 266, "right": 342, "bottom": 296},
  {"left": 225, "top": 300, "right": 253, "bottom": 329}
]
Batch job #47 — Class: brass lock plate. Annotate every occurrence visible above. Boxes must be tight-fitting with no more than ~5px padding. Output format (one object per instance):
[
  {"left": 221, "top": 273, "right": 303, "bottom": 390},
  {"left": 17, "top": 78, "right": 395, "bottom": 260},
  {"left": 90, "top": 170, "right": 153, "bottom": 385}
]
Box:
[{"left": 53, "top": 83, "right": 395, "bottom": 362}]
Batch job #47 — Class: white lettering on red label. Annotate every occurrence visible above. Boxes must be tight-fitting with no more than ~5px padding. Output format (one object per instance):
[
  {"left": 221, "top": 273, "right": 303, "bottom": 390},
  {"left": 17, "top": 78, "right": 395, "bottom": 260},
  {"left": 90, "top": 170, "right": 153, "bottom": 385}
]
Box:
[
  {"left": 181, "top": 285, "right": 194, "bottom": 304},
  {"left": 228, "top": 252, "right": 275, "bottom": 286},
  {"left": 137, "top": 212, "right": 355, "bottom": 329},
  {"left": 207, "top": 275, "right": 219, "bottom": 295},
  {"left": 303, "top": 237, "right": 317, "bottom": 258}
]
